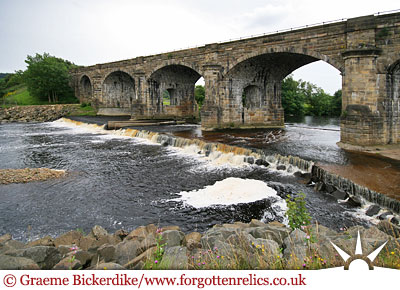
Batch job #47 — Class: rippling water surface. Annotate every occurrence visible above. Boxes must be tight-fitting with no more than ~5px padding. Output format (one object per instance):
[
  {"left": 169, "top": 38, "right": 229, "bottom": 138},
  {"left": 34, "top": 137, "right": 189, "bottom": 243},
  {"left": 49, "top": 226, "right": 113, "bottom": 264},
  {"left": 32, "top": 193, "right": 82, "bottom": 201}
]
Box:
[{"left": 0, "top": 118, "right": 376, "bottom": 240}]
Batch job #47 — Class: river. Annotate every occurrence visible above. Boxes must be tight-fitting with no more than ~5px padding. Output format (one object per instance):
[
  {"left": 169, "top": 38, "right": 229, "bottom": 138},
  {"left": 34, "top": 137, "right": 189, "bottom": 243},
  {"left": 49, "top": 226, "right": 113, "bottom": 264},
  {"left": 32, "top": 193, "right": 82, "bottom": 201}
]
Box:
[{"left": 0, "top": 116, "right": 391, "bottom": 241}]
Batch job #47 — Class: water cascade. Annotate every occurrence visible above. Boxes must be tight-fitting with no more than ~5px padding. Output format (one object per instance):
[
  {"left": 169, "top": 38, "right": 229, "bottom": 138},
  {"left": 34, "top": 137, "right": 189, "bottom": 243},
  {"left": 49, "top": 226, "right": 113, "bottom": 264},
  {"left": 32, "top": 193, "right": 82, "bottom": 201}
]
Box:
[{"left": 59, "top": 118, "right": 400, "bottom": 214}]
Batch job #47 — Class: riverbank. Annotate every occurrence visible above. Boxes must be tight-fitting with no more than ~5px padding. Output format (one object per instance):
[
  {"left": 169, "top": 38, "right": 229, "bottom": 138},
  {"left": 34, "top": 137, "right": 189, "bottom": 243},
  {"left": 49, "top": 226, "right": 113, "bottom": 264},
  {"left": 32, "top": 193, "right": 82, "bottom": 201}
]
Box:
[
  {"left": 0, "top": 104, "right": 94, "bottom": 123},
  {"left": 0, "top": 168, "right": 65, "bottom": 184},
  {"left": 0, "top": 219, "right": 399, "bottom": 270},
  {"left": 337, "top": 142, "right": 400, "bottom": 162}
]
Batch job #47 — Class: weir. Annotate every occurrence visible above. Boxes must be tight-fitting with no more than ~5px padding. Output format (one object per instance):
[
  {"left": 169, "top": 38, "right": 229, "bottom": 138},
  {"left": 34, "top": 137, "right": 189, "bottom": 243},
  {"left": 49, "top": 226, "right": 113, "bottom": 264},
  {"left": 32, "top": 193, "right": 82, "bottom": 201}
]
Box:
[{"left": 61, "top": 117, "right": 400, "bottom": 214}]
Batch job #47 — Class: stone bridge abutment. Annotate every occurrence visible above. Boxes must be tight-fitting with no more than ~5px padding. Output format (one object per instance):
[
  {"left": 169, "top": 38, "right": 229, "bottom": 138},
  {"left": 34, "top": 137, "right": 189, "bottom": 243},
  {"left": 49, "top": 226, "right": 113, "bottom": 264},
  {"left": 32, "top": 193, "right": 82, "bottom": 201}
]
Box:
[{"left": 71, "top": 12, "right": 400, "bottom": 146}]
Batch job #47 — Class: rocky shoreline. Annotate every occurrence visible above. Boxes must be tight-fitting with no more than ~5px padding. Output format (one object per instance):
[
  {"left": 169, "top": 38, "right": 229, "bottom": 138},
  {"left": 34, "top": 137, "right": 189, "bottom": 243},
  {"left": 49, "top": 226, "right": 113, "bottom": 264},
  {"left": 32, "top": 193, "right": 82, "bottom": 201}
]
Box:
[
  {"left": 0, "top": 220, "right": 399, "bottom": 270},
  {"left": 0, "top": 105, "right": 80, "bottom": 123}
]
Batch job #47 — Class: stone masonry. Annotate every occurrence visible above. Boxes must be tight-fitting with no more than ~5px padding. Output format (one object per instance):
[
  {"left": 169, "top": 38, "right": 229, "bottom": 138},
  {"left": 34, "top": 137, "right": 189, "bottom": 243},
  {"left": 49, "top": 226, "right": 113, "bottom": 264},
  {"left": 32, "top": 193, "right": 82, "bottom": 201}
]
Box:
[{"left": 70, "top": 12, "right": 400, "bottom": 146}]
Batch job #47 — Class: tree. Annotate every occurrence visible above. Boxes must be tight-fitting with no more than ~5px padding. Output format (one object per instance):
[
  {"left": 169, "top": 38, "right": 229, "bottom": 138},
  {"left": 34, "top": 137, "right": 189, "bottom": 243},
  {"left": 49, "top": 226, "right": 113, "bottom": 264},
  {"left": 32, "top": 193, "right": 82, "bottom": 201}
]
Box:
[
  {"left": 23, "top": 53, "right": 77, "bottom": 103},
  {"left": 281, "top": 75, "right": 305, "bottom": 116},
  {"left": 194, "top": 85, "right": 205, "bottom": 108},
  {"left": 332, "top": 89, "right": 342, "bottom": 116}
]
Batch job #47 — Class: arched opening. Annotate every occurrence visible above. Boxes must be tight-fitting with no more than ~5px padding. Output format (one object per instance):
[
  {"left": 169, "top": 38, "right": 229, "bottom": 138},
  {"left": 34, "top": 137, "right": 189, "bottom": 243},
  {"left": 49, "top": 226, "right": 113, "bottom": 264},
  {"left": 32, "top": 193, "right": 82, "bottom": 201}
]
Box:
[
  {"left": 224, "top": 52, "right": 342, "bottom": 128},
  {"left": 149, "top": 65, "right": 202, "bottom": 119},
  {"left": 79, "top": 75, "right": 92, "bottom": 102},
  {"left": 195, "top": 77, "right": 205, "bottom": 108},
  {"left": 102, "top": 71, "right": 135, "bottom": 112}
]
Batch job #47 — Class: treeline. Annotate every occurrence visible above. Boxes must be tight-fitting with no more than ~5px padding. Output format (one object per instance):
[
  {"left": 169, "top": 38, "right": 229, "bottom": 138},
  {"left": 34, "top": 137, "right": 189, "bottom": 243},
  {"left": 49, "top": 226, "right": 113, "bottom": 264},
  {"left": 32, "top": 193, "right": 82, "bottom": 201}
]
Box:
[
  {"left": 1, "top": 53, "right": 78, "bottom": 105},
  {"left": 281, "top": 75, "right": 341, "bottom": 117}
]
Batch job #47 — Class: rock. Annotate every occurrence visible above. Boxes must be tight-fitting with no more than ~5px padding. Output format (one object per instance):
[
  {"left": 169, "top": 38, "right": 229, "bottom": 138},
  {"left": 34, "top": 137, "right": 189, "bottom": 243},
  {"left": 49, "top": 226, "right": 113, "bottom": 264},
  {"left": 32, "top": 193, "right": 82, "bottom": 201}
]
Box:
[
  {"left": 57, "top": 245, "right": 75, "bottom": 257},
  {"left": 253, "top": 238, "right": 280, "bottom": 259},
  {"left": 95, "top": 262, "right": 126, "bottom": 270},
  {"left": 54, "top": 230, "right": 83, "bottom": 247},
  {"left": 246, "top": 157, "right": 254, "bottom": 164},
  {"left": 73, "top": 250, "right": 92, "bottom": 266},
  {"left": 124, "top": 247, "right": 157, "bottom": 269},
  {"left": 145, "top": 224, "right": 158, "bottom": 235},
  {"left": 91, "top": 225, "right": 108, "bottom": 239},
  {"left": 201, "top": 228, "right": 239, "bottom": 250},
  {"left": 7, "top": 246, "right": 62, "bottom": 270},
  {"left": 97, "top": 244, "right": 116, "bottom": 263},
  {"left": 293, "top": 171, "right": 302, "bottom": 178},
  {"left": 126, "top": 226, "right": 148, "bottom": 242},
  {"left": 161, "top": 230, "right": 185, "bottom": 248},
  {"left": 0, "top": 234, "right": 12, "bottom": 244},
  {"left": 346, "top": 195, "right": 362, "bottom": 207},
  {"left": 159, "top": 246, "right": 188, "bottom": 269},
  {"left": 325, "top": 184, "right": 336, "bottom": 193},
  {"left": 114, "top": 240, "right": 140, "bottom": 265},
  {"left": 250, "top": 219, "right": 266, "bottom": 227},
  {"left": 255, "top": 159, "right": 269, "bottom": 167},
  {"left": 53, "top": 256, "right": 82, "bottom": 270},
  {"left": 114, "top": 229, "right": 128, "bottom": 241},
  {"left": 78, "top": 235, "right": 110, "bottom": 252},
  {"left": 183, "top": 232, "right": 202, "bottom": 251},
  {"left": 138, "top": 234, "right": 156, "bottom": 254},
  {"left": 0, "top": 255, "right": 40, "bottom": 270},
  {"left": 332, "top": 189, "right": 348, "bottom": 200},
  {"left": 161, "top": 141, "right": 169, "bottom": 147},
  {"left": 283, "top": 229, "right": 307, "bottom": 248},
  {"left": 314, "top": 181, "right": 325, "bottom": 192},
  {"left": 246, "top": 225, "right": 290, "bottom": 246},
  {"left": 390, "top": 217, "right": 399, "bottom": 225},
  {"left": 268, "top": 221, "right": 286, "bottom": 228},
  {"left": 28, "top": 236, "right": 55, "bottom": 247},
  {"left": 276, "top": 165, "right": 286, "bottom": 171},
  {"left": 378, "top": 211, "right": 393, "bottom": 220},
  {"left": 365, "top": 205, "right": 381, "bottom": 217}
]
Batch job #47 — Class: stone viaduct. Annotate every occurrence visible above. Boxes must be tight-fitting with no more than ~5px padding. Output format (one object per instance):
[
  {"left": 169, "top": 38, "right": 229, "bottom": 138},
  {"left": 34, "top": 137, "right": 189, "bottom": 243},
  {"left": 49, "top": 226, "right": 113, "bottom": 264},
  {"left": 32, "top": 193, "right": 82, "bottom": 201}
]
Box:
[{"left": 70, "top": 12, "right": 400, "bottom": 146}]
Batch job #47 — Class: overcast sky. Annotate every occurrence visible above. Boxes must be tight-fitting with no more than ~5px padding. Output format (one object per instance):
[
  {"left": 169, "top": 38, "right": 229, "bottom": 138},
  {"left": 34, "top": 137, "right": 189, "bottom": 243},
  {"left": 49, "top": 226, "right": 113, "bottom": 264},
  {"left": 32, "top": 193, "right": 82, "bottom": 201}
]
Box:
[{"left": 0, "top": 0, "right": 399, "bottom": 94}]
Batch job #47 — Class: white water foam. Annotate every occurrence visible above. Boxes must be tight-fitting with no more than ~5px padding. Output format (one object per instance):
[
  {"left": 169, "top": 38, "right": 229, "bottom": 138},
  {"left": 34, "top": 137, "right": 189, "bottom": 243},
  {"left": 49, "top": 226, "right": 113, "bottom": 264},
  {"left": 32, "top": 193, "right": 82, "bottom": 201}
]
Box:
[{"left": 171, "top": 177, "right": 286, "bottom": 208}]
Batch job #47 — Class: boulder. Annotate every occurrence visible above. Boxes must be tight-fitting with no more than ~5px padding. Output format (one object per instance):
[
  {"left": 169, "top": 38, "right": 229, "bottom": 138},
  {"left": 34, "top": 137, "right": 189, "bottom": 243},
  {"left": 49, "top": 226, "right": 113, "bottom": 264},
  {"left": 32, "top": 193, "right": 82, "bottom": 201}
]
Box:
[
  {"left": 276, "top": 165, "right": 286, "bottom": 171},
  {"left": 293, "top": 171, "right": 303, "bottom": 178},
  {"left": 159, "top": 246, "right": 188, "bottom": 269},
  {"left": 161, "top": 230, "right": 185, "bottom": 248},
  {"left": 114, "top": 240, "right": 140, "bottom": 265},
  {"left": 378, "top": 211, "right": 393, "bottom": 220},
  {"left": 201, "top": 228, "right": 239, "bottom": 250},
  {"left": 28, "top": 236, "right": 55, "bottom": 247},
  {"left": 73, "top": 250, "right": 92, "bottom": 266},
  {"left": 249, "top": 219, "right": 265, "bottom": 227},
  {"left": 97, "top": 244, "right": 116, "bottom": 263},
  {"left": 0, "top": 234, "right": 12, "bottom": 244},
  {"left": 255, "top": 159, "right": 269, "bottom": 167},
  {"left": 126, "top": 226, "right": 148, "bottom": 242},
  {"left": 114, "top": 229, "right": 128, "bottom": 241},
  {"left": 0, "top": 240, "right": 25, "bottom": 255},
  {"left": 21, "top": 246, "right": 62, "bottom": 270},
  {"left": 0, "top": 255, "right": 40, "bottom": 270},
  {"left": 90, "top": 225, "right": 108, "bottom": 239},
  {"left": 183, "top": 232, "right": 202, "bottom": 251},
  {"left": 325, "top": 184, "right": 336, "bottom": 193},
  {"left": 124, "top": 247, "right": 157, "bottom": 269},
  {"left": 54, "top": 230, "right": 83, "bottom": 247},
  {"left": 345, "top": 195, "right": 362, "bottom": 207},
  {"left": 314, "top": 182, "right": 325, "bottom": 192},
  {"left": 53, "top": 256, "right": 82, "bottom": 270},
  {"left": 138, "top": 234, "right": 156, "bottom": 254},
  {"left": 245, "top": 157, "right": 254, "bottom": 164},
  {"left": 332, "top": 190, "right": 348, "bottom": 200},
  {"left": 365, "top": 205, "right": 381, "bottom": 217}
]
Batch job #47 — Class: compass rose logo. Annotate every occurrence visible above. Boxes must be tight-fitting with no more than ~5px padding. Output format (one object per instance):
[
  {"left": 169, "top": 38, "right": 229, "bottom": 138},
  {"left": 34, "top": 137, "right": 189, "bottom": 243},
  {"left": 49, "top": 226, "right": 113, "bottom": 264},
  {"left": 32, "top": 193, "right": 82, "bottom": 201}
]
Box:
[{"left": 330, "top": 231, "right": 388, "bottom": 270}]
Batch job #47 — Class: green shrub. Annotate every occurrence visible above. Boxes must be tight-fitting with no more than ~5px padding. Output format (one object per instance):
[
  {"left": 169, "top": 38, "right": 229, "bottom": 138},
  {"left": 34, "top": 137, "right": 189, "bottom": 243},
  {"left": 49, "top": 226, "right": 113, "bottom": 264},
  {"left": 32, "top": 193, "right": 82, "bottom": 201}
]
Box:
[{"left": 285, "top": 193, "right": 311, "bottom": 230}]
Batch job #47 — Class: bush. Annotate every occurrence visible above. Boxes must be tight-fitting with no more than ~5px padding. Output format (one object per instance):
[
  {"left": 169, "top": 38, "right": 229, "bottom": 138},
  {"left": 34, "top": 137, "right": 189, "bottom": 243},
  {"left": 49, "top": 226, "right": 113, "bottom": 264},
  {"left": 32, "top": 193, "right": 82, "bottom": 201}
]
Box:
[{"left": 285, "top": 193, "right": 311, "bottom": 230}]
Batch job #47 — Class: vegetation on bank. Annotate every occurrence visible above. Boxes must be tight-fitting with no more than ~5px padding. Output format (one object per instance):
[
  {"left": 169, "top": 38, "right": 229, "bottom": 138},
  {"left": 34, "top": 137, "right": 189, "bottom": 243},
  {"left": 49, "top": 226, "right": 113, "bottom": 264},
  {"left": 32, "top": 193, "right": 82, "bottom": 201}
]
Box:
[
  {"left": 281, "top": 75, "right": 342, "bottom": 117},
  {"left": 1, "top": 53, "right": 79, "bottom": 108}
]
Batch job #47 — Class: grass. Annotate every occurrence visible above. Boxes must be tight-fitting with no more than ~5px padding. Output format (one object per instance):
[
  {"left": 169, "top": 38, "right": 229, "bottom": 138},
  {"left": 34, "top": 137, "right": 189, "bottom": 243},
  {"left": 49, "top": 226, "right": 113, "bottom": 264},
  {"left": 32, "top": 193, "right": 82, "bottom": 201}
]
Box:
[
  {"left": 69, "top": 105, "right": 97, "bottom": 116},
  {"left": 1, "top": 85, "right": 79, "bottom": 107}
]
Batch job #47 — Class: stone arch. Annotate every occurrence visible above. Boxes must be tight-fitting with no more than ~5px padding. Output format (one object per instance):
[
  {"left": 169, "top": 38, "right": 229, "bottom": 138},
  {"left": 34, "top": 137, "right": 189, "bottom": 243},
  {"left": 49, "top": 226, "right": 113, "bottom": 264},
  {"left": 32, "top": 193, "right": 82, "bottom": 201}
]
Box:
[
  {"left": 227, "top": 47, "right": 343, "bottom": 76},
  {"left": 148, "top": 64, "right": 202, "bottom": 119},
  {"left": 102, "top": 70, "right": 135, "bottom": 109},
  {"left": 79, "top": 75, "right": 92, "bottom": 102},
  {"left": 148, "top": 61, "right": 203, "bottom": 79}
]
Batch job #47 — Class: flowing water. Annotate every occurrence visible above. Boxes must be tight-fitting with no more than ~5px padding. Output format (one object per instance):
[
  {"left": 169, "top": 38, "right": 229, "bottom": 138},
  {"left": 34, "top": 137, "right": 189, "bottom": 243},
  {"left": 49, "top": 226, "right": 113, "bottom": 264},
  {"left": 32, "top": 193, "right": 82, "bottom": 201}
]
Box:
[{"left": 0, "top": 116, "right": 392, "bottom": 241}]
